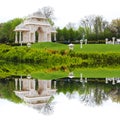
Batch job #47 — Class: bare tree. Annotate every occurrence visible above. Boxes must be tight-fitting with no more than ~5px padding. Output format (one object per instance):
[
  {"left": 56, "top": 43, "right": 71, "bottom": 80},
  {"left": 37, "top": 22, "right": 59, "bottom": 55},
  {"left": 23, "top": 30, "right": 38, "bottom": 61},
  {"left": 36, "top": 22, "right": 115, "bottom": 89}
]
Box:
[
  {"left": 66, "top": 22, "right": 76, "bottom": 29},
  {"left": 80, "top": 15, "right": 95, "bottom": 33},
  {"left": 80, "top": 15, "right": 108, "bottom": 33},
  {"left": 40, "top": 6, "right": 55, "bottom": 26},
  {"left": 41, "top": 6, "right": 54, "bottom": 19},
  {"left": 109, "top": 18, "right": 120, "bottom": 36}
]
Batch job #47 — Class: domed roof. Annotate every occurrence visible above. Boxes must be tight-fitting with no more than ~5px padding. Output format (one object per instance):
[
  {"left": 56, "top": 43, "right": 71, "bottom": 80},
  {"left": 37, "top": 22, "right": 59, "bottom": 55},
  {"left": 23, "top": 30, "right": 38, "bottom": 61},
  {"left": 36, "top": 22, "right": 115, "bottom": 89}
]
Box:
[{"left": 28, "top": 10, "right": 46, "bottom": 19}]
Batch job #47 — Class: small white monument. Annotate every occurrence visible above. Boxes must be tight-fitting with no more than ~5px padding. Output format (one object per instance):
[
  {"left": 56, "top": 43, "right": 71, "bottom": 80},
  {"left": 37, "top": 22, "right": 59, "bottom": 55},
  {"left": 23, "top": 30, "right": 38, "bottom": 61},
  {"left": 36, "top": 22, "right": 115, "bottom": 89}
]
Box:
[
  {"left": 68, "top": 43, "right": 74, "bottom": 50},
  {"left": 80, "top": 40, "right": 83, "bottom": 48}
]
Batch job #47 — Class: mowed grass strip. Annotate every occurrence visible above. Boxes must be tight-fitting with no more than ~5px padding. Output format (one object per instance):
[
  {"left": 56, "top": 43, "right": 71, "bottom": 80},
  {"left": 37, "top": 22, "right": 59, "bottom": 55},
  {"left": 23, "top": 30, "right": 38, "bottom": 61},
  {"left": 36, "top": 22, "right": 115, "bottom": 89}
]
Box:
[{"left": 32, "top": 42, "right": 120, "bottom": 53}]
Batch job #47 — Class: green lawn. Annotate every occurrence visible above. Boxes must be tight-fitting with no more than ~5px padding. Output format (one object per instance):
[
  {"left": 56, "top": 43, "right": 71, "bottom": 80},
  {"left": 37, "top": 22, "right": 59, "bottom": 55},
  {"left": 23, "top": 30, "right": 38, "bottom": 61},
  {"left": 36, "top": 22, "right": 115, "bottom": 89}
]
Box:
[
  {"left": 31, "top": 42, "right": 120, "bottom": 53},
  {"left": 31, "top": 42, "right": 68, "bottom": 50},
  {"left": 31, "top": 67, "right": 120, "bottom": 79},
  {"left": 74, "top": 67, "right": 120, "bottom": 78}
]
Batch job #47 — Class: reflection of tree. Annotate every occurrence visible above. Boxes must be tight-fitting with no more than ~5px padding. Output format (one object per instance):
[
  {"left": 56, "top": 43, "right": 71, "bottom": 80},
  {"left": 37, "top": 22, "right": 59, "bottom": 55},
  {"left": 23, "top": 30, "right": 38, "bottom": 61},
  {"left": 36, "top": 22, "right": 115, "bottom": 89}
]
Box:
[
  {"left": 109, "top": 88, "right": 120, "bottom": 103},
  {"left": 94, "top": 88, "right": 108, "bottom": 105},
  {"left": 0, "top": 78, "right": 22, "bottom": 103},
  {"left": 41, "top": 103, "right": 54, "bottom": 115},
  {"left": 56, "top": 78, "right": 120, "bottom": 106},
  {"left": 79, "top": 88, "right": 108, "bottom": 106},
  {"left": 40, "top": 95, "right": 54, "bottom": 115},
  {"left": 80, "top": 93, "right": 96, "bottom": 106}
]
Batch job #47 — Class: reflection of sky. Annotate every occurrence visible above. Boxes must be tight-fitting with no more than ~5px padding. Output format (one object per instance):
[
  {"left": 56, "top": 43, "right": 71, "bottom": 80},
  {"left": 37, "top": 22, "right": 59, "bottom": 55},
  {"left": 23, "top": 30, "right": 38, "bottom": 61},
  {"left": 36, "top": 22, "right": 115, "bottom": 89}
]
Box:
[{"left": 1, "top": 92, "right": 120, "bottom": 120}]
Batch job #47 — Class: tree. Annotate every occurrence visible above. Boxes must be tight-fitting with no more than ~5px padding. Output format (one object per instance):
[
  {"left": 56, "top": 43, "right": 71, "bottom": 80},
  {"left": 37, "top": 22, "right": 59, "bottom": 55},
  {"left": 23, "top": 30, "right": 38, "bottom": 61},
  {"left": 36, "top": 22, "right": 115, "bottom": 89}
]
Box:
[
  {"left": 66, "top": 22, "right": 76, "bottom": 29},
  {"left": 62, "top": 27, "right": 69, "bottom": 42},
  {"left": 79, "top": 15, "right": 109, "bottom": 41},
  {"left": 41, "top": 6, "right": 55, "bottom": 26},
  {"left": 109, "top": 18, "right": 120, "bottom": 37},
  {"left": 0, "top": 18, "right": 23, "bottom": 43},
  {"left": 77, "top": 26, "right": 85, "bottom": 39},
  {"left": 68, "top": 28, "right": 75, "bottom": 41},
  {"left": 80, "top": 15, "right": 95, "bottom": 34}
]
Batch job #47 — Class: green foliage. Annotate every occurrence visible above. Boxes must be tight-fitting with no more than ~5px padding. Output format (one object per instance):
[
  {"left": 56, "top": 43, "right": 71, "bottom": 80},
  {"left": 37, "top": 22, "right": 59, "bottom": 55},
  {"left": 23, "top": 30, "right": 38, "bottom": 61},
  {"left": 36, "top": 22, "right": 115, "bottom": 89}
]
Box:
[
  {"left": 0, "top": 18, "right": 23, "bottom": 43},
  {"left": 0, "top": 44, "right": 82, "bottom": 66},
  {"left": 0, "top": 79, "right": 22, "bottom": 103},
  {"left": 56, "top": 16, "right": 120, "bottom": 43},
  {"left": 0, "top": 43, "right": 120, "bottom": 66}
]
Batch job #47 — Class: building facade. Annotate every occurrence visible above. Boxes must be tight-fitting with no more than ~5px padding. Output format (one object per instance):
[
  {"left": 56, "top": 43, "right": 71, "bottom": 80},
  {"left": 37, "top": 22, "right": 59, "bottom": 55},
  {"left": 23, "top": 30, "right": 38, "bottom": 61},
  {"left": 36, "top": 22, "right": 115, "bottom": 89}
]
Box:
[{"left": 14, "top": 11, "right": 56, "bottom": 44}]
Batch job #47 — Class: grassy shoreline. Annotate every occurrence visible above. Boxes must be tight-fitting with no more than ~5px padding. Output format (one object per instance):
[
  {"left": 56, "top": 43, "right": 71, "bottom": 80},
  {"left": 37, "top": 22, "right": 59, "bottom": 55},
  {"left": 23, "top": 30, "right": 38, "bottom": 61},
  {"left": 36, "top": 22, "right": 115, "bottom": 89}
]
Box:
[
  {"left": 0, "top": 42, "right": 120, "bottom": 64},
  {"left": 32, "top": 42, "right": 120, "bottom": 53},
  {"left": 0, "top": 62, "right": 120, "bottom": 79}
]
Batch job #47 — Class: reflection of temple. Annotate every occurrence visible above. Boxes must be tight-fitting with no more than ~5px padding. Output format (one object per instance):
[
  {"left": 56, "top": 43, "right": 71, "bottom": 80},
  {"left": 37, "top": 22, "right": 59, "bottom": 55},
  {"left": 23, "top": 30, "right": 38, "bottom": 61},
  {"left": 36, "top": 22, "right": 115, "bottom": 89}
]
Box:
[{"left": 14, "top": 77, "right": 56, "bottom": 109}]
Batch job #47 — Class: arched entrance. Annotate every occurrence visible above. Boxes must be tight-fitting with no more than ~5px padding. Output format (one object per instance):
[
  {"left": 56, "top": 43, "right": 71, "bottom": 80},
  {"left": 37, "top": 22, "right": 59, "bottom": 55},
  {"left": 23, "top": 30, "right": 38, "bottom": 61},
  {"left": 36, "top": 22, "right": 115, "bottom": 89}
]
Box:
[{"left": 36, "top": 27, "right": 44, "bottom": 42}]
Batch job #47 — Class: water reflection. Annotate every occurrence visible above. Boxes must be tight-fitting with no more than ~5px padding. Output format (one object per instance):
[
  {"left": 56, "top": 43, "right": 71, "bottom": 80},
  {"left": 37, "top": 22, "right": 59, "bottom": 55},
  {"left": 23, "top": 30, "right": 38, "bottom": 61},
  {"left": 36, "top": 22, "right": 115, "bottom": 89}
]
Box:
[
  {"left": 56, "top": 77, "right": 120, "bottom": 105},
  {"left": 0, "top": 76, "right": 120, "bottom": 119},
  {"left": 14, "top": 76, "right": 56, "bottom": 114}
]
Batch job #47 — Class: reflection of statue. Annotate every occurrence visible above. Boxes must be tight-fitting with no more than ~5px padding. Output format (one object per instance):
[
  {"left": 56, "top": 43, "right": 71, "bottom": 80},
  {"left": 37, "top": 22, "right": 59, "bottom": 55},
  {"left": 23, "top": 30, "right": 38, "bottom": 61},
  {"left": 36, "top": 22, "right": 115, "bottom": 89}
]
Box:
[
  {"left": 106, "top": 77, "right": 120, "bottom": 85},
  {"left": 68, "top": 72, "right": 74, "bottom": 78},
  {"left": 14, "top": 77, "right": 56, "bottom": 112}
]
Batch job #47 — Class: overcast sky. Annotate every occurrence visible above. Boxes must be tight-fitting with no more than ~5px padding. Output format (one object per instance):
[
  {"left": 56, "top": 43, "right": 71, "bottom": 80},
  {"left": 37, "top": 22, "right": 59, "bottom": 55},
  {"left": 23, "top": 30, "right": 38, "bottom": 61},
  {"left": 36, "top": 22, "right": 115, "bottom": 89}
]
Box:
[{"left": 0, "top": 0, "right": 120, "bottom": 28}]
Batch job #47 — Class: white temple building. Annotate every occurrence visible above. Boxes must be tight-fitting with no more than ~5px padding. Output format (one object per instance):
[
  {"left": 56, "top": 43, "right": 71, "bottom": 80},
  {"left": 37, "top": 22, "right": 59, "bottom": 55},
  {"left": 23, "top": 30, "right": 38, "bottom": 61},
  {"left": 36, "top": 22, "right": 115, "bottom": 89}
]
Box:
[{"left": 14, "top": 11, "right": 57, "bottom": 44}]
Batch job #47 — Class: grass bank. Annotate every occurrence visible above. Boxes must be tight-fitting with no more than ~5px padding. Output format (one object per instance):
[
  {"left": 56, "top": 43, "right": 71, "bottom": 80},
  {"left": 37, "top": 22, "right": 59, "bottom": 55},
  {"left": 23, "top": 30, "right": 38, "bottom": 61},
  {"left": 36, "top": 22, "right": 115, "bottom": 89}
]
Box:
[
  {"left": 0, "top": 42, "right": 120, "bottom": 65},
  {"left": 32, "top": 42, "right": 120, "bottom": 53},
  {"left": 0, "top": 62, "right": 120, "bottom": 79},
  {"left": 32, "top": 42, "right": 120, "bottom": 64}
]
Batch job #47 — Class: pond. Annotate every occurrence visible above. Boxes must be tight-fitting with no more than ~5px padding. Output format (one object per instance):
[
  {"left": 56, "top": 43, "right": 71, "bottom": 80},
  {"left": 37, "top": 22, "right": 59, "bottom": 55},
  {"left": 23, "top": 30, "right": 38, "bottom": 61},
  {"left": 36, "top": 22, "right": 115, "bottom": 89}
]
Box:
[{"left": 0, "top": 75, "right": 120, "bottom": 120}]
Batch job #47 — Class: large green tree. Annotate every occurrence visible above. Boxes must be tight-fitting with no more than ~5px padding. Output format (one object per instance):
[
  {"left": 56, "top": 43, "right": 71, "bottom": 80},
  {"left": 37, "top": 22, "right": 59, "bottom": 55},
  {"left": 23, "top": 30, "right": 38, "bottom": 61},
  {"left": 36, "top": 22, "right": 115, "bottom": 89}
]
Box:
[{"left": 0, "top": 18, "right": 23, "bottom": 43}]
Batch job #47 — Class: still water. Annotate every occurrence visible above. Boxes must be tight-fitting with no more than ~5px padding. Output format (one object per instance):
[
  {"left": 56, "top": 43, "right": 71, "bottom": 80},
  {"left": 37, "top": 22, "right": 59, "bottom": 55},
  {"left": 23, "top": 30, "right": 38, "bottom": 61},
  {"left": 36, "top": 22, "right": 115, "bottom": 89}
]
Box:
[{"left": 0, "top": 76, "right": 120, "bottom": 120}]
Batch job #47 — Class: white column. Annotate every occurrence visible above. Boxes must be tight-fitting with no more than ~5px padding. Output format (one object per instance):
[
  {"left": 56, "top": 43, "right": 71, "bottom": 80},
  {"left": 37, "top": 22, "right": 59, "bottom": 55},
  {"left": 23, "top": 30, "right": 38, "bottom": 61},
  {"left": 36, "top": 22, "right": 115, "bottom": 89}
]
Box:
[
  {"left": 85, "top": 39, "right": 87, "bottom": 44},
  {"left": 28, "top": 80, "right": 31, "bottom": 90},
  {"left": 44, "top": 33, "right": 47, "bottom": 42},
  {"left": 80, "top": 73, "right": 83, "bottom": 82},
  {"left": 80, "top": 40, "right": 83, "bottom": 48},
  {"left": 105, "top": 38, "right": 108, "bottom": 44},
  {"left": 15, "top": 79, "right": 18, "bottom": 90},
  {"left": 112, "top": 37, "right": 115, "bottom": 44},
  {"left": 85, "top": 78, "right": 87, "bottom": 83},
  {"left": 105, "top": 78, "right": 108, "bottom": 84},
  {"left": 112, "top": 78, "right": 115, "bottom": 85},
  {"left": 48, "top": 80, "right": 51, "bottom": 89},
  {"left": 54, "top": 81, "right": 56, "bottom": 89},
  {"left": 19, "top": 77, "right": 22, "bottom": 91},
  {"left": 15, "top": 32, "right": 18, "bottom": 43},
  {"left": 33, "top": 32, "right": 35, "bottom": 43},
  {"left": 33, "top": 79, "right": 36, "bottom": 90},
  {"left": 54, "top": 33, "right": 56, "bottom": 41},
  {"left": 19, "top": 31, "right": 21, "bottom": 44},
  {"left": 28, "top": 32, "right": 31, "bottom": 43}
]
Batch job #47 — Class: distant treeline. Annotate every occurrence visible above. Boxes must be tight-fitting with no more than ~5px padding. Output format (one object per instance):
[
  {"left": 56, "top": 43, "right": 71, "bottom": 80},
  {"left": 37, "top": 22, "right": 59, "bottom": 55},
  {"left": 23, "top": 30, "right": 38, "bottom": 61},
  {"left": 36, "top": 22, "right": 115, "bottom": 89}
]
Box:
[{"left": 56, "top": 15, "right": 120, "bottom": 43}]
